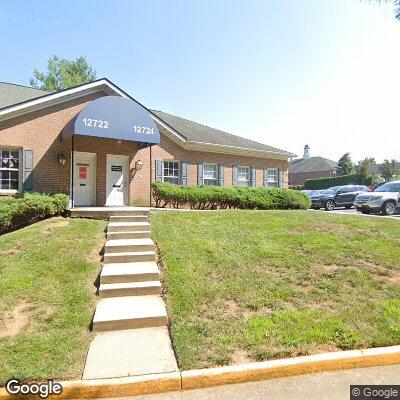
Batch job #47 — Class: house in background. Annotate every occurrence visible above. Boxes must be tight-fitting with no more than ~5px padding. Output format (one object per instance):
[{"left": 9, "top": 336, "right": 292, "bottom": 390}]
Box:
[
  {"left": 0, "top": 79, "right": 295, "bottom": 207},
  {"left": 288, "top": 145, "right": 338, "bottom": 187}
]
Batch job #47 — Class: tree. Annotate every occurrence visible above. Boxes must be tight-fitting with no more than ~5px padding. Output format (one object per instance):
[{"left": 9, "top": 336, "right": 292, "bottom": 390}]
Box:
[
  {"left": 337, "top": 153, "right": 354, "bottom": 175},
  {"left": 30, "top": 55, "right": 97, "bottom": 91},
  {"left": 355, "top": 158, "right": 374, "bottom": 185},
  {"left": 373, "top": 1, "right": 400, "bottom": 19},
  {"left": 379, "top": 159, "right": 399, "bottom": 182}
]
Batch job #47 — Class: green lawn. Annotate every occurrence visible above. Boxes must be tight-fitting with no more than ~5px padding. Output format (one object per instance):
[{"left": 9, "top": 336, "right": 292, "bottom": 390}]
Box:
[
  {"left": 151, "top": 210, "right": 400, "bottom": 370},
  {"left": 0, "top": 217, "right": 106, "bottom": 384}
]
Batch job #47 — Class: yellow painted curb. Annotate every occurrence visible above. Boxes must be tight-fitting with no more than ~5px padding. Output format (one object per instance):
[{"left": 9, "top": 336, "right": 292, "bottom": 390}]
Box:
[
  {"left": 1, "top": 346, "right": 399, "bottom": 398},
  {"left": 181, "top": 345, "right": 400, "bottom": 390},
  {"left": 0, "top": 372, "right": 181, "bottom": 400}
]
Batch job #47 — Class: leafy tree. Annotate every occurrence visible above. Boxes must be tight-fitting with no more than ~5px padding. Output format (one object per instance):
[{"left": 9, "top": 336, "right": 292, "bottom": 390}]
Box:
[
  {"left": 30, "top": 55, "right": 97, "bottom": 91},
  {"left": 373, "top": 1, "right": 400, "bottom": 19},
  {"left": 337, "top": 153, "right": 354, "bottom": 175},
  {"left": 379, "top": 159, "right": 399, "bottom": 182},
  {"left": 356, "top": 158, "right": 374, "bottom": 185}
]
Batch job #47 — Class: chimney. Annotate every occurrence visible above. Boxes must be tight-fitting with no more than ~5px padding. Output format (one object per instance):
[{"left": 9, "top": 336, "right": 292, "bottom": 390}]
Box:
[{"left": 303, "top": 144, "right": 310, "bottom": 159}]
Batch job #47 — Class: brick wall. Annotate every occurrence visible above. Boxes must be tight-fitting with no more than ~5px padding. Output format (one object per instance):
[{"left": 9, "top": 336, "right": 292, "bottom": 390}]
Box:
[
  {"left": 288, "top": 170, "right": 337, "bottom": 187},
  {"left": 0, "top": 92, "right": 289, "bottom": 206}
]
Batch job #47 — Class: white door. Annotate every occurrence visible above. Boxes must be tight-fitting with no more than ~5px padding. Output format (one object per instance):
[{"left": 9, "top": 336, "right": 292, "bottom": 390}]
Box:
[
  {"left": 73, "top": 152, "right": 96, "bottom": 206},
  {"left": 106, "top": 154, "right": 129, "bottom": 206}
]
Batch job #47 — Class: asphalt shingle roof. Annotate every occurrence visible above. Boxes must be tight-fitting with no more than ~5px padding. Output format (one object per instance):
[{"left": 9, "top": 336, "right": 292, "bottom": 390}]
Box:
[
  {"left": 151, "top": 110, "right": 293, "bottom": 156},
  {"left": 289, "top": 156, "right": 337, "bottom": 173},
  {"left": 0, "top": 81, "right": 294, "bottom": 157},
  {"left": 0, "top": 82, "right": 48, "bottom": 109}
]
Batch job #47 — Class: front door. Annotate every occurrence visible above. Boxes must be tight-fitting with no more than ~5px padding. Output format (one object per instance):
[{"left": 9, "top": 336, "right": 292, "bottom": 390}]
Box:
[
  {"left": 73, "top": 152, "right": 96, "bottom": 206},
  {"left": 106, "top": 154, "right": 129, "bottom": 206}
]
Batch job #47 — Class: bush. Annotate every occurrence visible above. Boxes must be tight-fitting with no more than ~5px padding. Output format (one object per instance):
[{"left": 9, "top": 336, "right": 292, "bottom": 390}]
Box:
[
  {"left": 151, "top": 182, "right": 311, "bottom": 210},
  {"left": 304, "top": 174, "right": 374, "bottom": 190},
  {"left": 0, "top": 193, "right": 69, "bottom": 234}
]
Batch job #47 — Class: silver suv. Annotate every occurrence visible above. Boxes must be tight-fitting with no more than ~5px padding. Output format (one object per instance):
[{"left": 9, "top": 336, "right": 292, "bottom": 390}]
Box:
[{"left": 354, "top": 181, "right": 400, "bottom": 215}]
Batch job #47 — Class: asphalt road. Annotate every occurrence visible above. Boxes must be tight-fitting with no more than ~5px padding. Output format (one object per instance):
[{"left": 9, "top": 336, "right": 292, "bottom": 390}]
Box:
[
  {"left": 105, "top": 364, "right": 400, "bottom": 400},
  {"left": 309, "top": 207, "right": 400, "bottom": 219}
]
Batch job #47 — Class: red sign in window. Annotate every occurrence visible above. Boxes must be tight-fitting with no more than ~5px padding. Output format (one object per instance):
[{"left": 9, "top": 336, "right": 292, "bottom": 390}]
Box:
[{"left": 79, "top": 166, "right": 87, "bottom": 180}]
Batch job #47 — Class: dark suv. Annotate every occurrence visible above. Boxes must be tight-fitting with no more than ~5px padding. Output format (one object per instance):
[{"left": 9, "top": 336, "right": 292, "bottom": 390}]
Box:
[{"left": 309, "top": 185, "right": 370, "bottom": 211}]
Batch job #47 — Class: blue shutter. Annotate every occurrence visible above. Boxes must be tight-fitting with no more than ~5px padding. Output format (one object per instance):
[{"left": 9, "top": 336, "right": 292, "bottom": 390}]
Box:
[
  {"left": 181, "top": 162, "right": 188, "bottom": 186},
  {"left": 251, "top": 168, "right": 257, "bottom": 187},
  {"left": 279, "top": 169, "right": 284, "bottom": 188},
  {"left": 156, "top": 160, "right": 163, "bottom": 181},
  {"left": 23, "top": 149, "right": 34, "bottom": 192},
  {"left": 197, "top": 164, "right": 204, "bottom": 186},
  {"left": 263, "top": 169, "right": 268, "bottom": 187},
  {"left": 218, "top": 165, "right": 225, "bottom": 186},
  {"left": 232, "top": 166, "right": 238, "bottom": 186}
]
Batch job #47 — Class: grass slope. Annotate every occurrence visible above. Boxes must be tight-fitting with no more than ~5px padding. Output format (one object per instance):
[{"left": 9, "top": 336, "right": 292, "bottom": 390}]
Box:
[
  {"left": 0, "top": 217, "right": 106, "bottom": 384},
  {"left": 151, "top": 210, "right": 400, "bottom": 370}
]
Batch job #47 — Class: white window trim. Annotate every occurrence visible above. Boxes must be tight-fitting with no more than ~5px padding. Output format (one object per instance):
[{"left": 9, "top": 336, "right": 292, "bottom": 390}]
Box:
[
  {"left": 237, "top": 165, "right": 251, "bottom": 186},
  {"left": 266, "top": 168, "right": 278, "bottom": 187},
  {"left": 0, "top": 147, "right": 22, "bottom": 195},
  {"left": 203, "top": 163, "right": 219, "bottom": 185},
  {"left": 162, "top": 160, "right": 180, "bottom": 184}
]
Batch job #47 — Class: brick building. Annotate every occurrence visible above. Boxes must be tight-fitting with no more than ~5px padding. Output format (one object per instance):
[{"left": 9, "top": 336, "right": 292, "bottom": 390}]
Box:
[
  {"left": 288, "top": 145, "right": 338, "bottom": 187},
  {"left": 0, "top": 79, "right": 295, "bottom": 206}
]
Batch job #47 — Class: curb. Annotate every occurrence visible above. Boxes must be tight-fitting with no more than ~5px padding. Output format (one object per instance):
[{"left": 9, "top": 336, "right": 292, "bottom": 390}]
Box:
[
  {"left": 181, "top": 345, "right": 400, "bottom": 390},
  {"left": 0, "top": 372, "right": 181, "bottom": 400},
  {"left": 0, "top": 346, "right": 399, "bottom": 399}
]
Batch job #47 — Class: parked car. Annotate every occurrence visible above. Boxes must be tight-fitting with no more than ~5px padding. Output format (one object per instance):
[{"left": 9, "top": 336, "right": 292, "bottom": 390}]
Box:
[
  {"left": 309, "top": 185, "right": 370, "bottom": 211},
  {"left": 354, "top": 181, "right": 400, "bottom": 215}
]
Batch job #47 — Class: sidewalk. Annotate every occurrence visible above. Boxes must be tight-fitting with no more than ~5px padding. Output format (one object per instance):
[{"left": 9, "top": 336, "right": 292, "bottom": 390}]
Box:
[{"left": 106, "top": 364, "right": 400, "bottom": 400}]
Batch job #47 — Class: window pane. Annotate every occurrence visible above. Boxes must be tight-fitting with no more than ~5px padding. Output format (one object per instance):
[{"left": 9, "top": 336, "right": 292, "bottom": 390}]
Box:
[
  {"left": 204, "top": 164, "right": 217, "bottom": 179},
  {"left": 0, "top": 148, "right": 20, "bottom": 191},
  {"left": 163, "top": 161, "right": 180, "bottom": 184}
]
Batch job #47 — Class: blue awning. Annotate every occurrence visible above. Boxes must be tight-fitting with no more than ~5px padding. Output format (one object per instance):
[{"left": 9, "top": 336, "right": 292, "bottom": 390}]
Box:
[{"left": 61, "top": 96, "right": 160, "bottom": 144}]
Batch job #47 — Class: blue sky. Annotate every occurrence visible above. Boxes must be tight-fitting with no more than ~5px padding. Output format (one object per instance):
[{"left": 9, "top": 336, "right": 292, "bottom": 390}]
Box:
[{"left": 1, "top": 0, "right": 399, "bottom": 162}]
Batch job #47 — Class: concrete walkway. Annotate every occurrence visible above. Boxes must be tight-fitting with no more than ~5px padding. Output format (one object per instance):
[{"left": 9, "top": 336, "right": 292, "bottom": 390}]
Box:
[
  {"left": 83, "top": 208, "right": 178, "bottom": 380},
  {"left": 104, "top": 364, "right": 400, "bottom": 400}
]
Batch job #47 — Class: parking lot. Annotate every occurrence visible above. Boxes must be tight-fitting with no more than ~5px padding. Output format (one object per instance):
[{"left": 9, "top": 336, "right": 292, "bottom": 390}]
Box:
[{"left": 309, "top": 207, "right": 400, "bottom": 219}]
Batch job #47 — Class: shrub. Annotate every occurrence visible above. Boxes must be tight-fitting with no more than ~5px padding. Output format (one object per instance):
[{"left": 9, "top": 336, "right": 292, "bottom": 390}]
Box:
[
  {"left": 0, "top": 193, "right": 69, "bottom": 234},
  {"left": 151, "top": 182, "right": 311, "bottom": 210},
  {"left": 304, "top": 174, "right": 374, "bottom": 190}
]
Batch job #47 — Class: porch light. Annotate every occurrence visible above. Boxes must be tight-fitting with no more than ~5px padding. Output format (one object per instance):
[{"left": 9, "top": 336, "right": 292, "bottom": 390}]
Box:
[
  {"left": 135, "top": 160, "right": 144, "bottom": 170},
  {"left": 58, "top": 154, "right": 67, "bottom": 166}
]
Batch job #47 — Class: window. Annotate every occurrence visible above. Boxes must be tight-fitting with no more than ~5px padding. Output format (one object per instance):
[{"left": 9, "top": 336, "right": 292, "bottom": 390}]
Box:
[
  {"left": 163, "top": 161, "right": 180, "bottom": 184},
  {"left": 0, "top": 149, "right": 20, "bottom": 192},
  {"left": 203, "top": 163, "right": 218, "bottom": 185},
  {"left": 266, "top": 168, "right": 278, "bottom": 187},
  {"left": 237, "top": 166, "right": 250, "bottom": 186}
]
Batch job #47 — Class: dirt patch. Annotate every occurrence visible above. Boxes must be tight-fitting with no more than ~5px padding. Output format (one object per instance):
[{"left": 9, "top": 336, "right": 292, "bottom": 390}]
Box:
[
  {"left": 87, "top": 242, "right": 104, "bottom": 263},
  {"left": 322, "top": 264, "right": 340, "bottom": 273},
  {"left": 223, "top": 300, "right": 239, "bottom": 316},
  {"left": 243, "top": 308, "right": 255, "bottom": 320},
  {"left": 41, "top": 219, "right": 70, "bottom": 234},
  {"left": 0, "top": 245, "right": 22, "bottom": 257},
  {"left": 0, "top": 300, "right": 30, "bottom": 338},
  {"left": 309, "top": 343, "right": 340, "bottom": 354},
  {"left": 231, "top": 349, "right": 253, "bottom": 364}
]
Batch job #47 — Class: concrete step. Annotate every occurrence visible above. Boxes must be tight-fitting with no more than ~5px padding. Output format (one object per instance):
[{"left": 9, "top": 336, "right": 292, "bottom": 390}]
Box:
[
  {"left": 109, "top": 215, "right": 148, "bottom": 223},
  {"left": 103, "top": 251, "right": 156, "bottom": 264},
  {"left": 107, "top": 222, "right": 150, "bottom": 232},
  {"left": 105, "top": 238, "right": 155, "bottom": 254},
  {"left": 83, "top": 327, "right": 178, "bottom": 379},
  {"left": 92, "top": 295, "right": 167, "bottom": 332},
  {"left": 99, "top": 281, "right": 161, "bottom": 298},
  {"left": 70, "top": 207, "right": 149, "bottom": 220},
  {"left": 100, "top": 262, "right": 160, "bottom": 284},
  {"left": 107, "top": 231, "right": 151, "bottom": 240}
]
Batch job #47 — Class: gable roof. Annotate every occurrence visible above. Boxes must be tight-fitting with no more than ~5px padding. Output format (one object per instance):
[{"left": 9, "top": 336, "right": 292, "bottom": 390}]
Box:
[
  {"left": 0, "top": 79, "right": 295, "bottom": 159},
  {"left": 0, "top": 82, "right": 48, "bottom": 109},
  {"left": 150, "top": 110, "right": 293, "bottom": 157},
  {"left": 289, "top": 156, "right": 337, "bottom": 173}
]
